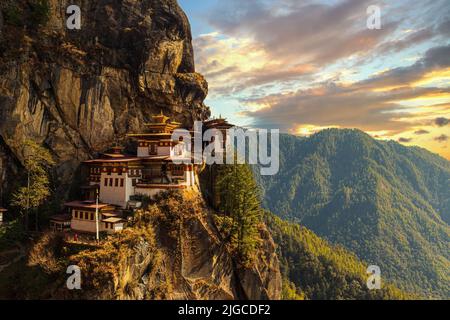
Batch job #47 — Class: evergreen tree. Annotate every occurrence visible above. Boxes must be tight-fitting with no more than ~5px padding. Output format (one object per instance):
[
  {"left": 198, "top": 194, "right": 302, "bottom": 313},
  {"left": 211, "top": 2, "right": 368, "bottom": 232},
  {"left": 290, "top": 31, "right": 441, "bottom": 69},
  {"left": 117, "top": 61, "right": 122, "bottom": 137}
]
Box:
[
  {"left": 11, "top": 140, "right": 55, "bottom": 231},
  {"left": 215, "top": 163, "right": 261, "bottom": 265}
]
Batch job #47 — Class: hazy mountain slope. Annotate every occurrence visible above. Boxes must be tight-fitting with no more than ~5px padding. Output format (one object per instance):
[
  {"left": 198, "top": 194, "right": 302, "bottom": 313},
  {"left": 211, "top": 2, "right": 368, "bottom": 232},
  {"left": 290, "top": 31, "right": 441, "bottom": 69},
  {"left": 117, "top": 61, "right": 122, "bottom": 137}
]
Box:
[
  {"left": 254, "top": 129, "right": 450, "bottom": 298},
  {"left": 265, "top": 212, "right": 416, "bottom": 300}
]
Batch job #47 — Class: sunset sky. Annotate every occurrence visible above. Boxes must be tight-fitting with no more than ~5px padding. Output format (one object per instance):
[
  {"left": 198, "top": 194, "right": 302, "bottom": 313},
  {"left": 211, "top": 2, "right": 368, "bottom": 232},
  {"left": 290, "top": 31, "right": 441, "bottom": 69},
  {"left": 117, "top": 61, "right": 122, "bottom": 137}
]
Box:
[{"left": 179, "top": 0, "right": 450, "bottom": 159}]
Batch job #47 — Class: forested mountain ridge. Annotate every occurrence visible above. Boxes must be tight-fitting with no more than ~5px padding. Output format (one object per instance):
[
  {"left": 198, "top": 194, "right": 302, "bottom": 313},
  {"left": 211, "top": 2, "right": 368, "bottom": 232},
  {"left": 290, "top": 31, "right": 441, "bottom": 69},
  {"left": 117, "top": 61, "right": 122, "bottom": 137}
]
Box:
[
  {"left": 254, "top": 129, "right": 450, "bottom": 298},
  {"left": 265, "top": 212, "right": 416, "bottom": 300}
]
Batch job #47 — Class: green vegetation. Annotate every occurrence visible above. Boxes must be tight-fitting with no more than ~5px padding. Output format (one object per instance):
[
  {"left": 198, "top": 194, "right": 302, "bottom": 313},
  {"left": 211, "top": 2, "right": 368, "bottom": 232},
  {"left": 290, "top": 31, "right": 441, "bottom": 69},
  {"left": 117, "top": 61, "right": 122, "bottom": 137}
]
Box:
[
  {"left": 2, "top": 0, "right": 50, "bottom": 28},
  {"left": 11, "top": 139, "right": 55, "bottom": 231},
  {"left": 215, "top": 163, "right": 262, "bottom": 266},
  {"left": 29, "top": 0, "right": 50, "bottom": 27},
  {"left": 3, "top": 4, "right": 23, "bottom": 27},
  {"left": 253, "top": 129, "right": 450, "bottom": 298},
  {"left": 0, "top": 220, "right": 26, "bottom": 251},
  {"left": 0, "top": 211, "right": 159, "bottom": 299},
  {"left": 266, "top": 212, "right": 416, "bottom": 300}
]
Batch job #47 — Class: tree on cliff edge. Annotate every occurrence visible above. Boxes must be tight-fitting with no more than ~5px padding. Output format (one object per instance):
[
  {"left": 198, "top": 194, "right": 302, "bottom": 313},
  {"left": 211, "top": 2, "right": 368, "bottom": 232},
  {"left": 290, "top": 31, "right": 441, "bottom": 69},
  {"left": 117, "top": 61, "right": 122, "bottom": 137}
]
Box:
[
  {"left": 216, "top": 162, "right": 262, "bottom": 265},
  {"left": 11, "top": 139, "right": 54, "bottom": 231}
]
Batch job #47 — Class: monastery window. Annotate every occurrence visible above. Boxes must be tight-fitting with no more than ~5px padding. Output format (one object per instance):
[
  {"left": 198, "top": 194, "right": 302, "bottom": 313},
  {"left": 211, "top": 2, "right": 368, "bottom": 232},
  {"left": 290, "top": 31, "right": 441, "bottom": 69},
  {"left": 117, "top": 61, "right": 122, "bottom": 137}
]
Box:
[
  {"left": 120, "top": 179, "right": 124, "bottom": 187},
  {"left": 74, "top": 211, "right": 78, "bottom": 219},
  {"left": 109, "top": 178, "right": 113, "bottom": 186},
  {"left": 115, "top": 178, "right": 119, "bottom": 187},
  {"left": 172, "top": 165, "right": 185, "bottom": 176},
  {"left": 90, "top": 213, "right": 94, "bottom": 221},
  {"left": 104, "top": 178, "right": 108, "bottom": 187},
  {"left": 132, "top": 179, "right": 137, "bottom": 187}
]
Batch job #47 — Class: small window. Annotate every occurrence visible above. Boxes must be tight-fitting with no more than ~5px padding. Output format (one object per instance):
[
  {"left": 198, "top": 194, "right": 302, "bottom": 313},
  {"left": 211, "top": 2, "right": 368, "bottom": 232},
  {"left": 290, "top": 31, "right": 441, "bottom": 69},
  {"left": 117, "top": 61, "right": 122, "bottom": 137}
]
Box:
[
  {"left": 115, "top": 178, "right": 119, "bottom": 187},
  {"left": 90, "top": 213, "right": 94, "bottom": 221},
  {"left": 132, "top": 179, "right": 136, "bottom": 187},
  {"left": 104, "top": 178, "right": 108, "bottom": 187},
  {"left": 109, "top": 178, "right": 113, "bottom": 186},
  {"left": 74, "top": 211, "right": 78, "bottom": 219},
  {"left": 104, "top": 223, "right": 108, "bottom": 229}
]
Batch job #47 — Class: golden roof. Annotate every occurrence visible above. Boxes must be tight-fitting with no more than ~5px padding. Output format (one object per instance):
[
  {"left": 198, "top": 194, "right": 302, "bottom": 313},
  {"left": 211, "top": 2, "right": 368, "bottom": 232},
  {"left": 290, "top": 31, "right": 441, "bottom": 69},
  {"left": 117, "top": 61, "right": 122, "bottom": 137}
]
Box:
[{"left": 152, "top": 111, "right": 170, "bottom": 124}]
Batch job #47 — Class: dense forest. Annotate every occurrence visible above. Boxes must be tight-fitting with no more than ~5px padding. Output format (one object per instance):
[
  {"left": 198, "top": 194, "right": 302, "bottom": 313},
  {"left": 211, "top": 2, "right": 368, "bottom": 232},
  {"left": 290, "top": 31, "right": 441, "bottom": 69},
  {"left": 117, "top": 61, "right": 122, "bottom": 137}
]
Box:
[
  {"left": 265, "top": 212, "right": 415, "bottom": 300},
  {"left": 253, "top": 129, "right": 450, "bottom": 298},
  {"left": 206, "top": 160, "right": 413, "bottom": 299}
]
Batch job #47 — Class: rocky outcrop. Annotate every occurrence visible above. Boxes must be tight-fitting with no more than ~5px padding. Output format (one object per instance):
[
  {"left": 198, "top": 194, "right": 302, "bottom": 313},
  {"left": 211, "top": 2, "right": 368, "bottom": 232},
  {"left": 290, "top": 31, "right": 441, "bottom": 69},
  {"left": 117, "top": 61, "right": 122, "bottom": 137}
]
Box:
[
  {"left": 0, "top": 191, "right": 281, "bottom": 300},
  {"left": 0, "top": 0, "right": 210, "bottom": 196},
  {"left": 94, "top": 191, "right": 282, "bottom": 300}
]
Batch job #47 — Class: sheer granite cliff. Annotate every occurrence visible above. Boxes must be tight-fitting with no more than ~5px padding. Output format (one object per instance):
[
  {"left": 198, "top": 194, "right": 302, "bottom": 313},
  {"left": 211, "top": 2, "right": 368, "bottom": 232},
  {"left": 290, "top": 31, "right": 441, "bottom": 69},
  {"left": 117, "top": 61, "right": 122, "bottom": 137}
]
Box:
[{"left": 0, "top": 0, "right": 210, "bottom": 195}]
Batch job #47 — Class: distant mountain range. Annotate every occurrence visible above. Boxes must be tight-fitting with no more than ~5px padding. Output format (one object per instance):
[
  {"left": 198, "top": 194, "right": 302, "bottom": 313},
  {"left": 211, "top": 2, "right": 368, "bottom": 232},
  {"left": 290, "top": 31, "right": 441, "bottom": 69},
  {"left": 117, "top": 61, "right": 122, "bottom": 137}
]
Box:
[
  {"left": 253, "top": 129, "right": 450, "bottom": 298},
  {"left": 265, "top": 212, "right": 414, "bottom": 300}
]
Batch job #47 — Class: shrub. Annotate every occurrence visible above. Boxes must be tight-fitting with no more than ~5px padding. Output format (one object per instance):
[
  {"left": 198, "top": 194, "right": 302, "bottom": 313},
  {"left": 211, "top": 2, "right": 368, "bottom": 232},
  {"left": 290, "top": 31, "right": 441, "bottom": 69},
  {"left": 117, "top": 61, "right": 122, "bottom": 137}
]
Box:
[
  {"left": 3, "top": 5, "right": 23, "bottom": 27},
  {"left": 2, "top": 1, "right": 50, "bottom": 28},
  {"left": 29, "top": 0, "right": 50, "bottom": 27}
]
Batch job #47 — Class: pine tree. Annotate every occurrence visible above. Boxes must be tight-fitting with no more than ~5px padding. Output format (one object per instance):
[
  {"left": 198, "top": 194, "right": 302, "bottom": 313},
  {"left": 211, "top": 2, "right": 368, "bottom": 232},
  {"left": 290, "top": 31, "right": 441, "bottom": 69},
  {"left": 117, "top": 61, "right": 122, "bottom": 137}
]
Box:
[{"left": 216, "top": 163, "right": 261, "bottom": 265}]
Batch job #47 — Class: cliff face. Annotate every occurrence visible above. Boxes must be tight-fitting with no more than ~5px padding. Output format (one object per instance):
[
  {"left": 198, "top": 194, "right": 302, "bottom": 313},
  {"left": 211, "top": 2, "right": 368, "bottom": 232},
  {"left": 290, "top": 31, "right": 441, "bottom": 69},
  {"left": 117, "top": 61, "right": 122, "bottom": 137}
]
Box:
[
  {"left": 0, "top": 0, "right": 210, "bottom": 195},
  {"left": 0, "top": 2, "right": 281, "bottom": 300},
  {"left": 104, "top": 191, "right": 282, "bottom": 300},
  {"left": 0, "top": 191, "right": 282, "bottom": 300}
]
